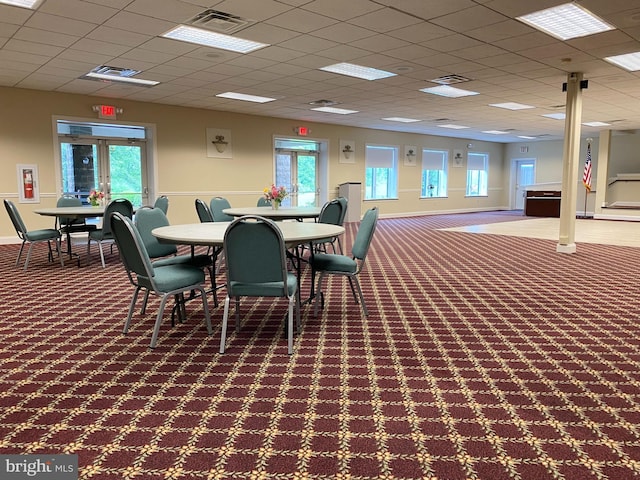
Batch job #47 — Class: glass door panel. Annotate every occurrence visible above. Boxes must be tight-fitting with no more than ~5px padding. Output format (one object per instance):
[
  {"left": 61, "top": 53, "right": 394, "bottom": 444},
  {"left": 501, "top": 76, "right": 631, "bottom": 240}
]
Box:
[
  {"left": 60, "top": 141, "right": 99, "bottom": 204},
  {"left": 275, "top": 150, "right": 318, "bottom": 207},
  {"left": 107, "top": 142, "right": 146, "bottom": 207}
]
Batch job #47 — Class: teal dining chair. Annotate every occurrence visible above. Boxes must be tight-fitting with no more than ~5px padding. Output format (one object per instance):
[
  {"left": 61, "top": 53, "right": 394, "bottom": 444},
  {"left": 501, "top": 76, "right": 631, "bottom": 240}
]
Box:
[
  {"left": 210, "top": 196, "right": 234, "bottom": 222},
  {"left": 311, "top": 207, "right": 378, "bottom": 317},
  {"left": 87, "top": 198, "right": 133, "bottom": 268},
  {"left": 110, "top": 212, "right": 212, "bottom": 349},
  {"left": 220, "top": 215, "right": 299, "bottom": 355},
  {"left": 4, "top": 199, "right": 65, "bottom": 270}
]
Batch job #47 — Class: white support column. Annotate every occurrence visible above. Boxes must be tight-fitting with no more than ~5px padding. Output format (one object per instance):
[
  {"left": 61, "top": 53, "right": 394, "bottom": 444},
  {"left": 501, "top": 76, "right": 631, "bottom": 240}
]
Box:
[
  {"left": 556, "top": 72, "right": 585, "bottom": 254},
  {"left": 594, "top": 130, "right": 611, "bottom": 214}
]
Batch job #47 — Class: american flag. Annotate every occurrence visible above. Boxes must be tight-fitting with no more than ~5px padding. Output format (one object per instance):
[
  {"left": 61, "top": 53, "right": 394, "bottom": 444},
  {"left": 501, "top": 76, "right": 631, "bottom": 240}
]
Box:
[{"left": 583, "top": 143, "right": 592, "bottom": 192}]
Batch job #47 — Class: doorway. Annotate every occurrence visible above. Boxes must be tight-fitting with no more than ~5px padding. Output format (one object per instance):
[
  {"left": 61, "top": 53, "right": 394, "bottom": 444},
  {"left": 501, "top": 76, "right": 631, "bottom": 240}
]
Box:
[
  {"left": 275, "top": 139, "right": 319, "bottom": 207},
  {"left": 56, "top": 121, "right": 149, "bottom": 207},
  {"left": 512, "top": 158, "right": 536, "bottom": 210}
]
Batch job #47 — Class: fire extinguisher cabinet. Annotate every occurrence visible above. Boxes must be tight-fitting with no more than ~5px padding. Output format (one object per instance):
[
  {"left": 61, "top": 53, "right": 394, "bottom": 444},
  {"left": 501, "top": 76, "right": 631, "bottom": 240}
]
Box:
[{"left": 338, "top": 182, "right": 361, "bottom": 222}]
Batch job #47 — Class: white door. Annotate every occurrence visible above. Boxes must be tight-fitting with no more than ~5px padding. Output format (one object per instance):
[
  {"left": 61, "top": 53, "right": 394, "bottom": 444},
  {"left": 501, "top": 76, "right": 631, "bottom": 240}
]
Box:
[{"left": 514, "top": 159, "right": 535, "bottom": 210}]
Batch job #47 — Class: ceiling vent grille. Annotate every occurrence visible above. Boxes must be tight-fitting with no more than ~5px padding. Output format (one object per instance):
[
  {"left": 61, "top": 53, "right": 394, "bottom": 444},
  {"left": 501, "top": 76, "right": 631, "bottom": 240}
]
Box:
[
  {"left": 93, "top": 66, "right": 139, "bottom": 77},
  {"left": 185, "top": 9, "right": 254, "bottom": 34},
  {"left": 431, "top": 74, "right": 472, "bottom": 85}
]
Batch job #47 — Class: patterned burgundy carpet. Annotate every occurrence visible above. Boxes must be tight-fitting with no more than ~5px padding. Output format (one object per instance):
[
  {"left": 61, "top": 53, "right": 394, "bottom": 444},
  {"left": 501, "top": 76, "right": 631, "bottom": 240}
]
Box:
[{"left": 1, "top": 211, "right": 639, "bottom": 479}]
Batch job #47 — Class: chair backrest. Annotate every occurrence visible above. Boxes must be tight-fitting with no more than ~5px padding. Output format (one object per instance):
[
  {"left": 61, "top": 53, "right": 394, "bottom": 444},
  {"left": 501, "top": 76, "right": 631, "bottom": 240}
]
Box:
[
  {"left": 110, "top": 212, "right": 155, "bottom": 282},
  {"left": 224, "top": 215, "right": 289, "bottom": 295},
  {"left": 351, "top": 207, "right": 378, "bottom": 261},
  {"left": 134, "top": 206, "right": 178, "bottom": 258},
  {"left": 318, "top": 199, "right": 343, "bottom": 226},
  {"left": 154, "top": 195, "right": 169, "bottom": 214},
  {"left": 210, "top": 196, "right": 234, "bottom": 222},
  {"left": 102, "top": 198, "right": 134, "bottom": 237},
  {"left": 56, "top": 195, "right": 82, "bottom": 227},
  {"left": 336, "top": 196, "right": 348, "bottom": 225},
  {"left": 257, "top": 197, "right": 271, "bottom": 207},
  {"left": 4, "top": 199, "right": 27, "bottom": 238},
  {"left": 195, "top": 198, "right": 214, "bottom": 222}
]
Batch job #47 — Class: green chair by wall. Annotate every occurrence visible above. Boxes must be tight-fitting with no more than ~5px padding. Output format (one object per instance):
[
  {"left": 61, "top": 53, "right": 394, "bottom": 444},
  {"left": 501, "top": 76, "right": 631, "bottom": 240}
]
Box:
[
  {"left": 153, "top": 195, "right": 169, "bottom": 214},
  {"left": 87, "top": 198, "right": 133, "bottom": 268},
  {"left": 220, "top": 215, "right": 299, "bottom": 355},
  {"left": 311, "top": 207, "right": 378, "bottom": 317},
  {"left": 110, "top": 212, "right": 212, "bottom": 349},
  {"left": 4, "top": 199, "right": 65, "bottom": 270},
  {"left": 257, "top": 197, "right": 271, "bottom": 207},
  {"left": 195, "top": 198, "right": 214, "bottom": 223},
  {"left": 210, "top": 196, "right": 234, "bottom": 222},
  {"left": 313, "top": 198, "right": 347, "bottom": 254},
  {"left": 55, "top": 194, "right": 97, "bottom": 257}
]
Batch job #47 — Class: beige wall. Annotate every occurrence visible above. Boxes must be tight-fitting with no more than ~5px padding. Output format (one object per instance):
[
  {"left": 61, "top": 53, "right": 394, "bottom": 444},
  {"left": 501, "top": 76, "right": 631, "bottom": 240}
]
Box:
[{"left": 1, "top": 86, "right": 512, "bottom": 240}]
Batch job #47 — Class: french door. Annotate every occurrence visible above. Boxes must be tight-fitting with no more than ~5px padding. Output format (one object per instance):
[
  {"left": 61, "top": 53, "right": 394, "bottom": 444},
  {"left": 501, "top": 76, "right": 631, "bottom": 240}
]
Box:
[
  {"left": 59, "top": 138, "right": 148, "bottom": 207},
  {"left": 275, "top": 149, "right": 319, "bottom": 207},
  {"left": 514, "top": 159, "right": 535, "bottom": 210}
]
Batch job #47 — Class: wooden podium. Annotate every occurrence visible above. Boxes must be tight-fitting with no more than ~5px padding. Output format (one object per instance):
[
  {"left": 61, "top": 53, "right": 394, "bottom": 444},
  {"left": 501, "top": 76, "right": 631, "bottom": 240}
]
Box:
[{"left": 525, "top": 190, "right": 561, "bottom": 217}]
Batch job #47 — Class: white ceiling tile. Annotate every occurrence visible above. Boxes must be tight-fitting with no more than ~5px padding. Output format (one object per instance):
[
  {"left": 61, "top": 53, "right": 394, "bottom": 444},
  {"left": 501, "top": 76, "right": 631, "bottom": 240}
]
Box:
[
  {"left": 103, "top": 11, "right": 176, "bottom": 36},
  {"left": 124, "top": 0, "right": 203, "bottom": 22},
  {"left": 25, "top": 12, "right": 97, "bottom": 36},
  {"left": 39, "top": 0, "right": 118, "bottom": 23}
]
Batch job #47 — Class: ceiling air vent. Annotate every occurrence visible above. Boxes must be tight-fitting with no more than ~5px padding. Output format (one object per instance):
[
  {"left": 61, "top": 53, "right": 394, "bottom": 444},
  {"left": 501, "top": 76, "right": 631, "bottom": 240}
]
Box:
[
  {"left": 185, "top": 9, "right": 254, "bottom": 34},
  {"left": 93, "top": 66, "right": 140, "bottom": 78},
  {"left": 431, "top": 74, "right": 472, "bottom": 85}
]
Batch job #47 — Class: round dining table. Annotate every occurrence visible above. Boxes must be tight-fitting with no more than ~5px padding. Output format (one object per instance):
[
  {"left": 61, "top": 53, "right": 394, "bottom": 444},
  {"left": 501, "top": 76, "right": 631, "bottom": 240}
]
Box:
[
  {"left": 222, "top": 206, "right": 321, "bottom": 221},
  {"left": 152, "top": 221, "right": 343, "bottom": 248}
]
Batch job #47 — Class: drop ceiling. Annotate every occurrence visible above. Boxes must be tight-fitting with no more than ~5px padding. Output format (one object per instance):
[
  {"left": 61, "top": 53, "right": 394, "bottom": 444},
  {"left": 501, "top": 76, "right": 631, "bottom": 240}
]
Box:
[{"left": 2, "top": 0, "right": 640, "bottom": 143}]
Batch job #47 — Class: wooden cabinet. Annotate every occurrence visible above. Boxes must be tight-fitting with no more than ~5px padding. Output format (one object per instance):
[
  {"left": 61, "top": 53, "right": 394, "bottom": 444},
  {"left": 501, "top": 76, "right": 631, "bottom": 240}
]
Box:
[{"left": 525, "top": 190, "right": 561, "bottom": 217}]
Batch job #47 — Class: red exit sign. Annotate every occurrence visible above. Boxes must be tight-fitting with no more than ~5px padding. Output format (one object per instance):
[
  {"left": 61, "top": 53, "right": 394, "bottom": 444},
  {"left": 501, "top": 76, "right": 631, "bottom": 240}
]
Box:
[
  {"left": 296, "top": 126, "right": 309, "bottom": 136},
  {"left": 94, "top": 104, "right": 117, "bottom": 119}
]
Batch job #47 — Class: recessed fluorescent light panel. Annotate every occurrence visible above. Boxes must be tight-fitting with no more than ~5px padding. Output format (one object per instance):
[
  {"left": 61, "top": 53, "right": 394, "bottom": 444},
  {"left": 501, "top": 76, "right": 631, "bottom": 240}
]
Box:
[
  {"left": 583, "top": 121, "right": 611, "bottom": 127},
  {"left": 420, "top": 85, "right": 479, "bottom": 98},
  {"left": 216, "top": 92, "right": 276, "bottom": 103},
  {"left": 163, "top": 25, "right": 268, "bottom": 53},
  {"left": 311, "top": 106, "right": 358, "bottom": 115},
  {"left": 382, "top": 117, "right": 420, "bottom": 123},
  {"left": 489, "top": 102, "right": 535, "bottom": 110},
  {"left": 0, "top": 0, "right": 41, "bottom": 7},
  {"left": 542, "top": 113, "right": 566, "bottom": 120},
  {"left": 517, "top": 3, "right": 614, "bottom": 41},
  {"left": 604, "top": 52, "right": 640, "bottom": 71},
  {"left": 319, "top": 63, "right": 396, "bottom": 81},
  {"left": 80, "top": 66, "right": 159, "bottom": 86},
  {"left": 482, "top": 130, "right": 509, "bottom": 135},
  {"left": 437, "top": 124, "right": 469, "bottom": 130},
  {"left": 518, "top": 135, "right": 537, "bottom": 139}
]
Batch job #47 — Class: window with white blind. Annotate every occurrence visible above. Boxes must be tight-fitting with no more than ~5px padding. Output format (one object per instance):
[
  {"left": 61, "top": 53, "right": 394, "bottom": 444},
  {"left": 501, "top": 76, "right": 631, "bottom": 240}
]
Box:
[
  {"left": 466, "top": 152, "right": 488, "bottom": 196},
  {"left": 365, "top": 145, "right": 398, "bottom": 200},
  {"left": 421, "top": 149, "right": 448, "bottom": 197}
]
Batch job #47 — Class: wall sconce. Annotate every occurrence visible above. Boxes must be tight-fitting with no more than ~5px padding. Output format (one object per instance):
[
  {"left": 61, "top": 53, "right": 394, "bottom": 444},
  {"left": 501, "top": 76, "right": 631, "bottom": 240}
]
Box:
[
  {"left": 211, "top": 135, "right": 228, "bottom": 153},
  {"left": 342, "top": 144, "right": 353, "bottom": 159},
  {"left": 406, "top": 149, "right": 415, "bottom": 159}
]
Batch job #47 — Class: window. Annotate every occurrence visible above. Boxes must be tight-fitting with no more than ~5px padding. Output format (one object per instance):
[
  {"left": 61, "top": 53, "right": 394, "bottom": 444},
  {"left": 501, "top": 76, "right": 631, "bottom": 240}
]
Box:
[
  {"left": 421, "top": 149, "right": 448, "bottom": 197},
  {"left": 365, "top": 145, "right": 398, "bottom": 200},
  {"left": 466, "top": 152, "right": 488, "bottom": 196}
]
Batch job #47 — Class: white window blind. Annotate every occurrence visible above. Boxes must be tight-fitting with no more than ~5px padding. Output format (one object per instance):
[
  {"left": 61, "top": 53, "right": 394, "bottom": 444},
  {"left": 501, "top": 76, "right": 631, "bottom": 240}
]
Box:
[
  {"left": 467, "top": 153, "right": 486, "bottom": 170},
  {"left": 422, "top": 150, "right": 444, "bottom": 170},
  {"left": 366, "top": 146, "right": 395, "bottom": 168}
]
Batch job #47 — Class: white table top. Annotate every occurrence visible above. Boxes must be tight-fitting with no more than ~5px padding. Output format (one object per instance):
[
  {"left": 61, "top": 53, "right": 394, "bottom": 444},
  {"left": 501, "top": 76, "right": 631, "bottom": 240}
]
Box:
[
  {"left": 152, "top": 221, "right": 344, "bottom": 247},
  {"left": 223, "top": 206, "right": 321, "bottom": 220},
  {"left": 34, "top": 206, "right": 105, "bottom": 217}
]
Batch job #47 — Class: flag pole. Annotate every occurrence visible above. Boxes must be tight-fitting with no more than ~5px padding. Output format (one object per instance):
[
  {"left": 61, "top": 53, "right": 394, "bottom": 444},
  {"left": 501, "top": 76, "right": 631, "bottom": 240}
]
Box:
[{"left": 582, "top": 138, "right": 593, "bottom": 218}]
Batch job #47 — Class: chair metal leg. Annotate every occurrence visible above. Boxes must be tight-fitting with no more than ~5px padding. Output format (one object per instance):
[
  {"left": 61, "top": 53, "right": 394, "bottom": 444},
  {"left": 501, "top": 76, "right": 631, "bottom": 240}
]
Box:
[
  {"left": 314, "top": 273, "right": 326, "bottom": 317},
  {"left": 24, "top": 243, "right": 35, "bottom": 271},
  {"left": 150, "top": 293, "right": 170, "bottom": 349},
  {"left": 351, "top": 277, "right": 368, "bottom": 316},
  {"left": 287, "top": 297, "right": 294, "bottom": 355},
  {"left": 15, "top": 241, "right": 26, "bottom": 267},
  {"left": 234, "top": 297, "right": 241, "bottom": 332},
  {"left": 199, "top": 286, "right": 213, "bottom": 336},
  {"left": 124, "top": 287, "right": 141, "bottom": 334},
  {"left": 98, "top": 241, "right": 106, "bottom": 268},
  {"left": 55, "top": 238, "right": 64, "bottom": 268},
  {"left": 220, "top": 296, "right": 231, "bottom": 353}
]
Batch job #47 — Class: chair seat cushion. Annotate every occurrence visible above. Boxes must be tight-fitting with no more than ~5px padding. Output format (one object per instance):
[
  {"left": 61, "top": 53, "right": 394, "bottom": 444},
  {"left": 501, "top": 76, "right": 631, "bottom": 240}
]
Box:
[
  {"left": 144, "top": 264, "right": 205, "bottom": 293},
  {"left": 152, "top": 254, "right": 212, "bottom": 268},
  {"left": 229, "top": 272, "right": 297, "bottom": 297},
  {"left": 88, "top": 229, "right": 113, "bottom": 241},
  {"left": 25, "top": 228, "right": 60, "bottom": 241},
  {"left": 311, "top": 253, "right": 357, "bottom": 273}
]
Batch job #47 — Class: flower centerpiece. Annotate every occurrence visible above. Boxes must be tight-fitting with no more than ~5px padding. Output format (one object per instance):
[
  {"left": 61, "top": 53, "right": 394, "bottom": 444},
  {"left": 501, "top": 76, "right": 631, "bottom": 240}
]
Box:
[
  {"left": 88, "top": 189, "right": 104, "bottom": 207},
  {"left": 263, "top": 184, "right": 288, "bottom": 210}
]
